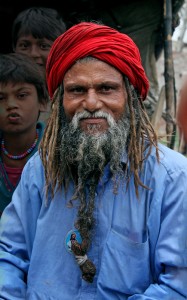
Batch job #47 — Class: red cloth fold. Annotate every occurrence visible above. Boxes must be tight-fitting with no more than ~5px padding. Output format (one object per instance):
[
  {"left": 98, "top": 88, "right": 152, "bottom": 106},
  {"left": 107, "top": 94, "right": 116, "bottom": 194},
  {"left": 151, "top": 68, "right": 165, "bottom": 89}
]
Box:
[{"left": 46, "top": 22, "right": 149, "bottom": 100}]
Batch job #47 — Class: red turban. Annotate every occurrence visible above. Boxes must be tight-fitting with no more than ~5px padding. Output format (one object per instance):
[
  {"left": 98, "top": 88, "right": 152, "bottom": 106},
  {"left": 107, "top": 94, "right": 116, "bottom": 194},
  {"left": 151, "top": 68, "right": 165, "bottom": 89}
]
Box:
[{"left": 46, "top": 22, "right": 149, "bottom": 100}]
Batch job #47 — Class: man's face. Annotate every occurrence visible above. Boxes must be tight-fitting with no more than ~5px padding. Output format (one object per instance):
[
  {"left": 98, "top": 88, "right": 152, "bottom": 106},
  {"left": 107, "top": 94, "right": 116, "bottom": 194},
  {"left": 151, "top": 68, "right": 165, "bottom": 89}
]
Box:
[{"left": 63, "top": 59, "right": 127, "bottom": 135}]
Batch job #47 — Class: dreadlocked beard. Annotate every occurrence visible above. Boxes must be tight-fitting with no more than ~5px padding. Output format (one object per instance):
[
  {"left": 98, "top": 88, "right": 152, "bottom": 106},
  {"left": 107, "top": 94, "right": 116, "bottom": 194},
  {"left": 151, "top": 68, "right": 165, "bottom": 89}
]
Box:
[{"left": 59, "top": 108, "right": 130, "bottom": 241}]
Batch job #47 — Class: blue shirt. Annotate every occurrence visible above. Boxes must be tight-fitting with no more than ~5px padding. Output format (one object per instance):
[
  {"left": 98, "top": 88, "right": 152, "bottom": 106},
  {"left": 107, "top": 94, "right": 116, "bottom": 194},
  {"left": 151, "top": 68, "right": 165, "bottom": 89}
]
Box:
[{"left": 0, "top": 143, "right": 187, "bottom": 299}]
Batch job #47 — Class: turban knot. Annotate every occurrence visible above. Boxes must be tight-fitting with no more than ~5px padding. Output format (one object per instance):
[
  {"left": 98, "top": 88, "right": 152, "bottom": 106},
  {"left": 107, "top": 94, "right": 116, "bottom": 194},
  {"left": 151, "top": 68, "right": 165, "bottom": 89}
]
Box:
[{"left": 46, "top": 22, "right": 149, "bottom": 100}]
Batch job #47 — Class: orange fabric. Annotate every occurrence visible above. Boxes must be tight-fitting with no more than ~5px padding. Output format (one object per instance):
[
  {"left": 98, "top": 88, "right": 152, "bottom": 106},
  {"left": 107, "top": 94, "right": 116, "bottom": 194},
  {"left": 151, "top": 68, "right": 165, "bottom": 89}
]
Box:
[
  {"left": 46, "top": 22, "right": 149, "bottom": 100},
  {"left": 177, "top": 77, "right": 187, "bottom": 143}
]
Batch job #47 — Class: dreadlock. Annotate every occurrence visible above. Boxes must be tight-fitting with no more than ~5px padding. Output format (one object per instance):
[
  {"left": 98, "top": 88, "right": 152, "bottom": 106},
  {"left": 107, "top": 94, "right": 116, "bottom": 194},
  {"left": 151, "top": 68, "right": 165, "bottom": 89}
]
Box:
[{"left": 124, "top": 77, "right": 159, "bottom": 194}]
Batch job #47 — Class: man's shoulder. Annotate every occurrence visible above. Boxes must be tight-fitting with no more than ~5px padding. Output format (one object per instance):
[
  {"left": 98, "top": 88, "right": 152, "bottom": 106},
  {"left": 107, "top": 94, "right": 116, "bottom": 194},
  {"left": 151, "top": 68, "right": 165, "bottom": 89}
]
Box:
[
  {"left": 156, "top": 142, "right": 187, "bottom": 172},
  {"left": 141, "top": 143, "right": 187, "bottom": 190},
  {"left": 23, "top": 151, "right": 43, "bottom": 176},
  {"left": 20, "top": 152, "right": 46, "bottom": 192}
]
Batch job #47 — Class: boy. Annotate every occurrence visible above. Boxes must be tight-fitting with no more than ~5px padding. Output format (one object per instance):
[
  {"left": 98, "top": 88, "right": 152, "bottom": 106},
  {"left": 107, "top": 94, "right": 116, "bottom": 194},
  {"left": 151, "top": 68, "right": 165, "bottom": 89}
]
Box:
[
  {"left": 12, "top": 7, "right": 66, "bottom": 76},
  {"left": 0, "top": 52, "right": 49, "bottom": 216},
  {"left": 12, "top": 7, "right": 66, "bottom": 124}
]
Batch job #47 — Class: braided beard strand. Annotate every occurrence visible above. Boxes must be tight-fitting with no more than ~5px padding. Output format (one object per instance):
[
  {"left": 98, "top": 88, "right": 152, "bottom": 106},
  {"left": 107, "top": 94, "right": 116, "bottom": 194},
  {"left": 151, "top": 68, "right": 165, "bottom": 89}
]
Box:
[{"left": 59, "top": 109, "right": 130, "bottom": 282}]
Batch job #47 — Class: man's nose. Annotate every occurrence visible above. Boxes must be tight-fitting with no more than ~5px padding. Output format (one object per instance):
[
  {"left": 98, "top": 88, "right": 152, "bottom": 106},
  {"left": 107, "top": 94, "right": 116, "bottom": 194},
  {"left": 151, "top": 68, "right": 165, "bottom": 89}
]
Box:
[{"left": 83, "top": 90, "right": 102, "bottom": 112}]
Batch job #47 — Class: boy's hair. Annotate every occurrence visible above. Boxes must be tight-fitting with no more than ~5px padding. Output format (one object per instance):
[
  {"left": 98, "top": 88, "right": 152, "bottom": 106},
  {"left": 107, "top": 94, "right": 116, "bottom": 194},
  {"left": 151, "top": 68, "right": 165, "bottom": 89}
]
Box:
[
  {"left": 0, "top": 53, "right": 49, "bottom": 105},
  {"left": 12, "top": 7, "right": 66, "bottom": 50}
]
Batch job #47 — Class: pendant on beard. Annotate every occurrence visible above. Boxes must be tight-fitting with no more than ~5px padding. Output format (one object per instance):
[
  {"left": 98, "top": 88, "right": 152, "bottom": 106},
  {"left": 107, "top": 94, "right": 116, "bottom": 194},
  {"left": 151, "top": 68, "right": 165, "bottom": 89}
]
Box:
[
  {"left": 65, "top": 229, "right": 82, "bottom": 253},
  {"left": 65, "top": 229, "right": 96, "bottom": 283}
]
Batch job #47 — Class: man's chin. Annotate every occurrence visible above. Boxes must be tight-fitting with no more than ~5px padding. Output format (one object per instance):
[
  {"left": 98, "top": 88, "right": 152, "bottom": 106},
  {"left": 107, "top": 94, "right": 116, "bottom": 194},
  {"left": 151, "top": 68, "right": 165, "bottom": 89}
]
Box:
[{"left": 83, "top": 128, "right": 107, "bottom": 137}]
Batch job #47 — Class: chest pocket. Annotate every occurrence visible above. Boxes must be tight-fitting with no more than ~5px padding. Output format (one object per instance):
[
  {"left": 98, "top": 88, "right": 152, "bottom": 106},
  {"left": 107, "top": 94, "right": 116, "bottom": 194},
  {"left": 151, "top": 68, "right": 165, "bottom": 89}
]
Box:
[{"left": 97, "top": 229, "right": 152, "bottom": 296}]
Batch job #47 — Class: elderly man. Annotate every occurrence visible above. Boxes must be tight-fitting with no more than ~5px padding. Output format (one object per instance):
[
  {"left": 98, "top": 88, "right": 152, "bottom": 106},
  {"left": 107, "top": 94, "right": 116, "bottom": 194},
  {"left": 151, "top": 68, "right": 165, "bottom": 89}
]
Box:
[{"left": 0, "top": 22, "right": 187, "bottom": 299}]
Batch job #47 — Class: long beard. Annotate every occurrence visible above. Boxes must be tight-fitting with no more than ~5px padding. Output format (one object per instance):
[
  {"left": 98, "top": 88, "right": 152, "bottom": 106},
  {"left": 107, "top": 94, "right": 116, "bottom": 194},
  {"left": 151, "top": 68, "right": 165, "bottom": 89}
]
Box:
[
  {"left": 59, "top": 109, "right": 130, "bottom": 184},
  {"left": 59, "top": 109, "right": 131, "bottom": 281}
]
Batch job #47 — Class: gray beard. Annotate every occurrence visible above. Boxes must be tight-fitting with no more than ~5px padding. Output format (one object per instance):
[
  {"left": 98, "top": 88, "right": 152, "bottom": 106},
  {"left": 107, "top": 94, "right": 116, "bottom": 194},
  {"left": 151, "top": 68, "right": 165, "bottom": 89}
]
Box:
[
  {"left": 59, "top": 109, "right": 130, "bottom": 183},
  {"left": 59, "top": 109, "right": 131, "bottom": 240}
]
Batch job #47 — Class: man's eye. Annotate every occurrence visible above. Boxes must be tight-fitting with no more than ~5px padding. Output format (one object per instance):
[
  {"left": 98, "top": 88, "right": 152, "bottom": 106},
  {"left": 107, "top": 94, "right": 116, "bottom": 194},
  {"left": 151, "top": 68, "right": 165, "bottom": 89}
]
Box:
[
  {"left": 0, "top": 95, "right": 5, "bottom": 101},
  {"left": 100, "top": 85, "right": 113, "bottom": 92},
  {"left": 70, "top": 87, "right": 85, "bottom": 93}
]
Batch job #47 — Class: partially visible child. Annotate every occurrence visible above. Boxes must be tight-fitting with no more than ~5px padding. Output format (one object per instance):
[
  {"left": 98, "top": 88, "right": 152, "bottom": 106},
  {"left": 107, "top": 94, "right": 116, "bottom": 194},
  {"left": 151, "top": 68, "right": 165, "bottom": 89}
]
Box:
[
  {"left": 0, "top": 53, "right": 49, "bottom": 216},
  {"left": 12, "top": 7, "right": 66, "bottom": 124},
  {"left": 12, "top": 7, "right": 66, "bottom": 76}
]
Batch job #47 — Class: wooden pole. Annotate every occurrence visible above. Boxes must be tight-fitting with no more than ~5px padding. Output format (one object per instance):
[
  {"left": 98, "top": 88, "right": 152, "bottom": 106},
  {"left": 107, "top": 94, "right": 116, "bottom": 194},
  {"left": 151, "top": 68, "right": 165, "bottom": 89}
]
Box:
[{"left": 163, "top": 0, "right": 177, "bottom": 148}]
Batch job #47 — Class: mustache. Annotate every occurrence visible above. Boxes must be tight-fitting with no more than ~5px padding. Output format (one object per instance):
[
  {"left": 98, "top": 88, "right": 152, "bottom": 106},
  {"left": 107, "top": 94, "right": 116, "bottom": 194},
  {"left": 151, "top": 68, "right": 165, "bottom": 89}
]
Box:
[{"left": 71, "top": 110, "right": 116, "bottom": 130}]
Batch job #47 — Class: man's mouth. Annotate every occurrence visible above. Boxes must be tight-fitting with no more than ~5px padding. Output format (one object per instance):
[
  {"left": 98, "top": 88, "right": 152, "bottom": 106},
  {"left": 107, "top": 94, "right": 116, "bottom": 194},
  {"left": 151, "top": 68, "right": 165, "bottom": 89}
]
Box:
[
  {"left": 80, "top": 117, "right": 106, "bottom": 124},
  {"left": 79, "top": 118, "right": 108, "bottom": 135}
]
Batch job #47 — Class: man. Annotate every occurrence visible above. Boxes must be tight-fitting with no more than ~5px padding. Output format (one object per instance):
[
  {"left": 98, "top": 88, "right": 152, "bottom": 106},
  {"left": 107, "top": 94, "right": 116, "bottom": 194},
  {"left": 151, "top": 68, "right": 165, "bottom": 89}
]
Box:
[{"left": 0, "top": 22, "right": 187, "bottom": 299}]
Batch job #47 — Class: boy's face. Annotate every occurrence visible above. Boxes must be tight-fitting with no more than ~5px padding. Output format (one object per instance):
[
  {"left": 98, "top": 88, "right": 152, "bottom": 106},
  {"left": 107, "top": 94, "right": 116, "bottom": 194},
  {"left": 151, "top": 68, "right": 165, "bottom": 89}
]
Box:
[
  {"left": 14, "top": 34, "right": 53, "bottom": 75},
  {"left": 0, "top": 82, "right": 44, "bottom": 135}
]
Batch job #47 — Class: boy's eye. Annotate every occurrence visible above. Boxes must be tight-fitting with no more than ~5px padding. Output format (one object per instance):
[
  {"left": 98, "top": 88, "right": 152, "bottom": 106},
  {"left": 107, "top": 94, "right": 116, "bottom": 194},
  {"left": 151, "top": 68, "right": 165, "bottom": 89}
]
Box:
[
  {"left": 18, "top": 42, "right": 29, "bottom": 49},
  {"left": 18, "top": 92, "right": 28, "bottom": 99},
  {"left": 0, "top": 95, "right": 5, "bottom": 101},
  {"left": 40, "top": 43, "right": 51, "bottom": 50}
]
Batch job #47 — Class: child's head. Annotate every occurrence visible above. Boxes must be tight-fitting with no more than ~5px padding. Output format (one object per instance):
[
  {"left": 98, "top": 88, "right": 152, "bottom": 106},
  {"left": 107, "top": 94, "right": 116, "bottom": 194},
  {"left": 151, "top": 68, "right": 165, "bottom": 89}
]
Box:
[
  {"left": 0, "top": 53, "right": 49, "bottom": 134},
  {"left": 12, "top": 7, "right": 66, "bottom": 74},
  {"left": 0, "top": 53, "right": 48, "bottom": 105}
]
